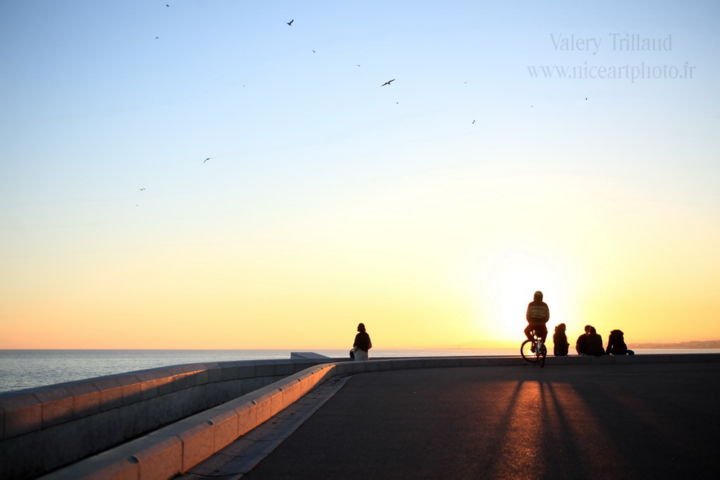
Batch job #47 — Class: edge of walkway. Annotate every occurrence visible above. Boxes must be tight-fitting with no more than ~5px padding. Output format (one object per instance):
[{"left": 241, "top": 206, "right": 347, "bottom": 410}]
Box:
[
  {"left": 40, "top": 354, "right": 720, "bottom": 480},
  {"left": 178, "top": 375, "right": 352, "bottom": 480}
]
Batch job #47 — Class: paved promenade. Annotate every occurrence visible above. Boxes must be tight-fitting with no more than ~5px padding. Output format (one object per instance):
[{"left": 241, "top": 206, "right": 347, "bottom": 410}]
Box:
[{"left": 245, "top": 361, "right": 720, "bottom": 479}]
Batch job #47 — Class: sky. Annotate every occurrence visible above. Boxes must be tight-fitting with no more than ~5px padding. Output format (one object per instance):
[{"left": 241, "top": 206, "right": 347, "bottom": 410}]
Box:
[{"left": 1, "top": 0, "right": 719, "bottom": 349}]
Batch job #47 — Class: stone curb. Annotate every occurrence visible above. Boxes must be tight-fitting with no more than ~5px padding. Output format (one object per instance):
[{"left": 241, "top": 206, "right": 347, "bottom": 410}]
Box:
[
  {"left": 0, "top": 359, "right": 333, "bottom": 479},
  {"left": 0, "top": 359, "right": 327, "bottom": 441},
  {"left": 39, "top": 364, "right": 337, "bottom": 480}
]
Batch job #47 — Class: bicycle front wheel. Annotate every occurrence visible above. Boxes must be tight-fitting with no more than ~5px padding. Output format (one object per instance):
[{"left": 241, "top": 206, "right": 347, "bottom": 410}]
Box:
[{"left": 521, "top": 339, "right": 538, "bottom": 363}]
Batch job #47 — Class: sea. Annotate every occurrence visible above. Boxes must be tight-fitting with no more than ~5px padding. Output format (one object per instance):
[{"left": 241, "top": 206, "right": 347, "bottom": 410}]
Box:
[{"left": 2, "top": 348, "right": 719, "bottom": 394}]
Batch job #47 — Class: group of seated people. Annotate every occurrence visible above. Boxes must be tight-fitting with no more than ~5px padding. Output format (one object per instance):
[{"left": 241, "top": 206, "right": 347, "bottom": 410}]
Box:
[{"left": 552, "top": 323, "right": 635, "bottom": 356}]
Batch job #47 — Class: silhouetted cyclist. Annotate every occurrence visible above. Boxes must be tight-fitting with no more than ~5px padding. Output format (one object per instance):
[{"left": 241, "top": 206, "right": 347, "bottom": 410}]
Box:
[{"left": 524, "top": 291, "right": 550, "bottom": 350}]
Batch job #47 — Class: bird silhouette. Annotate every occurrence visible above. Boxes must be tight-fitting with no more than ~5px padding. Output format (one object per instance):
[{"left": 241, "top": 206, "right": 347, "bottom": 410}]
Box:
[
  {"left": 139, "top": 187, "right": 146, "bottom": 191},
  {"left": 356, "top": 64, "right": 361, "bottom": 67},
  {"left": 472, "top": 120, "right": 476, "bottom": 124},
  {"left": 203, "top": 157, "right": 212, "bottom": 164},
  {"left": 154, "top": 36, "right": 159, "bottom": 40},
  {"left": 287, "top": 19, "right": 294, "bottom": 26},
  {"left": 312, "top": 49, "right": 316, "bottom": 53},
  {"left": 381, "top": 79, "right": 395, "bottom": 87}
]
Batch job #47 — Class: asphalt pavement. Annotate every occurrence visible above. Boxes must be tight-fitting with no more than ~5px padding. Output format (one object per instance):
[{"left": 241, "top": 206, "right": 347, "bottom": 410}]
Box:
[{"left": 244, "top": 361, "right": 720, "bottom": 479}]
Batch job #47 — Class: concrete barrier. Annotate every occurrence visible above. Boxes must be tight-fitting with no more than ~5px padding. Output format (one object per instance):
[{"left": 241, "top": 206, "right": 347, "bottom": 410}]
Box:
[
  {"left": 290, "top": 352, "right": 330, "bottom": 360},
  {"left": 21, "top": 353, "right": 720, "bottom": 480},
  {"left": 0, "top": 359, "right": 332, "bottom": 480},
  {"left": 41, "top": 364, "right": 337, "bottom": 480}
]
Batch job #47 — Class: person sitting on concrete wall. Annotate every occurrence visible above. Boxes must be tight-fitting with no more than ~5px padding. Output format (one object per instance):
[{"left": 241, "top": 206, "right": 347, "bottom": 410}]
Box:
[
  {"left": 576, "top": 325, "right": 592, "bottom": 355},
  {"left": 352, "top": 323, "right": 372, "bottom": 361},
  {"left": 606, "top": 329, "right": 635, "bottom": 355},
  {"left": 553, "top": 323, "right": 569, "bottom": 356},
  {"left": 585, "top": 326, "right": 606, "bottom": 356}
]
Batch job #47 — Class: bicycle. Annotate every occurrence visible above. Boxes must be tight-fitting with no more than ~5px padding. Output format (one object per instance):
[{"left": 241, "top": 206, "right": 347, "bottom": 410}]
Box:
[{"left": 521, "top": 330, "right": 547, "bottom": 368}]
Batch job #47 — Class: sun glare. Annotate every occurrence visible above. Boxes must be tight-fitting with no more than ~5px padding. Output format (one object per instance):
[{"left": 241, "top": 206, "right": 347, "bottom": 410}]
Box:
[{"left": 473, "top": 249, "right": 581, "bottom": 344}]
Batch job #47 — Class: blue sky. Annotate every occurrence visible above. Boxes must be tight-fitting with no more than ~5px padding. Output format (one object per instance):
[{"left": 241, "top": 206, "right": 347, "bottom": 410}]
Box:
[
  {"left": 1, "top": 1, "right": 719, "bottom": 348},
  {"left": 2, "top": 1, "right": 717, "bottom": 189}
]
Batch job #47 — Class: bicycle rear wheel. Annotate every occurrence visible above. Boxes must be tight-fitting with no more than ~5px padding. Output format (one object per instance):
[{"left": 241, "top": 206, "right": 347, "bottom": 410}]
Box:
[
  {"left": 521, "top": 339, "right": 538, "bottom": 363},
  {"left": 539, "top": 343, "right": 546, "bottom": 368}
]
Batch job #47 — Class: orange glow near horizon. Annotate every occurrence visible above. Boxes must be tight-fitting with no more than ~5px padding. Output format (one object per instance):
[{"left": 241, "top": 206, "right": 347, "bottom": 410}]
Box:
[{"left": 1, "top": 170, "right": 719, "bottom": 350}]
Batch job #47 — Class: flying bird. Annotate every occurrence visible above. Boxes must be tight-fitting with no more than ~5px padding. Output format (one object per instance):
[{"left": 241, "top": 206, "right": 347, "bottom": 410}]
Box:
[
  {"left": 154, "top": 36, "right": 160, "bottom": 40},
  {"left": 203, "top": 157, "right": 212, "bottom": 164},
  {"left": 139, "top": 187, "right": 146, "bottom": 191},
  {"left": 381, "top": 79, "right": 395, "bottom": 87},
  {"left": 312, "top": 49, "right": 316, "bottom": 53},
  {"left": 287, "top": 19, "right": 294, "bottom": 26},
  {"left": 472, "top": 120, "right": 476, "bottom": 125}
]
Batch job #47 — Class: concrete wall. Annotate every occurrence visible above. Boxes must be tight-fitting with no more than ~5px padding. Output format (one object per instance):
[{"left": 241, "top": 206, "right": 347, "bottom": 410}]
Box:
[
  {"left": 37, "top": 353, "right": 720, "bottom": 480},
  {"left": 0, "top": 358, "right": 331, "bottom": 480},
  {"left": 40, "top": 363, "right": 338, "bottom": 480}
]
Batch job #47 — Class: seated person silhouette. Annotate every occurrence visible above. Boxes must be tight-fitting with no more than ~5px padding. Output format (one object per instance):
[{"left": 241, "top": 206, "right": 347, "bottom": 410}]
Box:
[
  {"left": 524, "top": 291, "right": 549, "bottom": 351},
  {"left": 606, "top": 329, "right": 635, "bottom": 355},
  {"left": 576, "top": 325, "right": 591, "bottom": 355},
  {"left": 585, "top": 326, "right": 606, "bottom": 356},
  {"left": 553, "top": 323, "right": 569, "bottom": 356},
  {"left": 352, "top": 323, "right": 372, "bottom": 361}
]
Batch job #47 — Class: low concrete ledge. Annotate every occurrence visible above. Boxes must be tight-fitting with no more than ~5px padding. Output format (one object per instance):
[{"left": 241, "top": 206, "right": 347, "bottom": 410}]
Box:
[
  {"left": 0, "top": 358, "right": 335, "bottom": 480},
  {"left": 290, "top": 352, "right": 330, "bottom": 360},
  {"left": 41, "top": 364, "right": 337, "bottom": 480}
]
